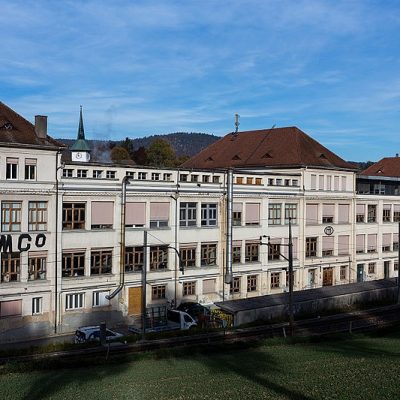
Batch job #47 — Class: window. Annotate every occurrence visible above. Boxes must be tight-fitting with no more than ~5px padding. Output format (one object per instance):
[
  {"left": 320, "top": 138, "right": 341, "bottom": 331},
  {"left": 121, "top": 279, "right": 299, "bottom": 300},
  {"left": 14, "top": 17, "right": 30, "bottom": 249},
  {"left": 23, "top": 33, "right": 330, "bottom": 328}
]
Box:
[
  {"left": 191, "top": 175, "right": 198, "bottom": 183},
  {"left": 91, "top": 249, "right": 112, "bottom": 275},
  {"left": 356, "top": 234, "right": 365, "bottom": 254},
  {"left": 230, "top": 277, "right": 241, "bottom": 294},
  {"left": 310, "top": 174, "right": 317, "bottom": 190},
  {"left": 367, "top": 234, "right": 377, "bottom": 253},
  {"left": 32, "top": 297, "right": 42, "bottom": 315},
  {"left": 28, "top": 255, "right": 46, "bottom": 280},
  {"left": 93, "top": 170, "right": 103, "bottom": 178},
  {"left": 0, "top": 300, "right": 22, "bottom": 317},
  {"left": 334, "top": 176, "right": 340, "bottom": 191},
  {"left": 2, "top": 202, "right": 21, "bottom": 232},
  {"left": 367, "top": 205, "right": 377, "bottom": 223},
  {"left": 126, "top": 202, "right": 146, "bottom": 227},
  {"left": 245, "top": 242, "right": 259, "bottom": 262},
  {"left": 180, "top": 247, "right": 196, "bottom": 268},
  {"left": 247, "top": 275, "right": 257, "bottom": 292},
  {"left": 25, "top": 159, "right": 36, "bottom": 180},
  {"left": 341, "top": 176, "right": 347, "bottom": 191},
  {"left": 201, "top": 243, "right": 217, "bottom": 266},
  {"left": 395, "top": 262, "right": 399, "bottom": 272},
  {"left": 368, "top": 262, "right": 376, "bottom": 274},
  {"left": 319, "top": 175, "right": 324, "bottom": 190},
  {"left": 63, "top": 169, "right": 73, "bottom": 178},
  {"left": 77, "top": 169, "right": 87, "bottom": 178},
  {"left": 180, "top": 174, "right": 188, "bottom": 182},
  {"left": 383, "top": 205, "right": 391, "bottom": 222},
  {"left": 91, "top": 201, "right": 113, "bottom": 229},
  {"left": 125, "top": 247, "right": 144, "bottom": 272},
  {"left": 152, "top": 285, "right": 166, "bottom": 300},
  {"left": 292, "top": 179, "right": 299, "bottom": 186},
  {"left": 163, "top": 173, "right": 172, "bottom": 181},
  {"left": 203, "top": 278, "right": 216, "bottom": 294},
  {"left": 271, "top": 272, "right": 281, "bottom": 289},
  {"left": 233, "top": 203, "right": 243, "bottom": 226},
  {"left": 256, "top": 178, "right": 262, "bottom": 185},
  {"left": 233, "top": 245, "right": 241, "bottom": 264},
  {"left": 268, "top": 243, "right": 280, "bottom": 261},
  {"left": 338, "top": 204, "right": 349, "bottom": 224},
  {"left": 326, "top": 175, "right": 332, "bottom": 190},
  {"left": 245, "top": 203, "right": 260, "bottom": 225},
  {"left": 6, "top": 158, "right": 18, "bottom": 180},
  {"left": 322, "top": 236, "right": 334, "bottom": 257},
  {"left": 183, "top": 281, "right": 196, "bottom": 296},
  {"left": 306, "top": 204, "right": 318, "bottom": 225},
  {"left": 28, "top": 201, "right": 47, "bottom": 231},
  {"left": 150, "top": 246, "right": 168, "bottom": 270},
  {"left": 126, "top": 171, "right": 135, "bottom": 179},
  {"left": 106, "top": 171, "right": 116, "bottom": 179},
  {"left": 65, "top": 293, "right": 84, "bottom": 310},
  {"left": 93, "top": 291, "right": 110, "bottom": 307},
  {"left": 63, "top": 203, "right": 85, "bottom": 230},
  {"left": 201, "top": 204, "right": 217, "bottom": 226},
  {"left": 276, "top": 178, "right": 282, "bottom": 186},
  {"left": 284, "top": 179, "right": 290, "bottom": 186},
  {"left": 212, "top": 176, "right": 220, "bottom": 184},
  {"left": 1, "top": 253, "right": 20, "bottom": 282},
  {"left": 150, "top": 202, "right": 169, "bottom": 228},
  {"left": 180, "top": 202, "right": 197, "bottom": 227},
  {"left": 306, "top": 237, "right": 317, "bottom": 257},
  {"left": 62, "top": 252, "right": 85, "bottom": 277},
  {"left": 394, "top": 234, "right": 399, "bottom": 251},
  {"left": 338, "top": 235, "right": 349, "bottom": 256},
  {"left": 394, "top": 205, "right": 400, "bottom": 222},
  {"left": 138, "top": 172, "right": 147, "bottom": 180},
  {"left": 382, "top": 233, "right": 391, "bottom": 252},
  {"left": 268, "top": 178, "right": 274, "bottom": 186},
  {"left": 284, "top": 204, "right": 297, "bottom": 224},
  {"left": 322, "top": 204, "right": 334, "bottom": 223},
  {"left": 340, "top": 266, "right": 347, "bottom": 281},
  {"left": 202, "top": 175, "right": 210, "bottom": 183},
  {"left": 268, "top": 204, "right": 281, "bottom": 225},
  {"left": 151, "top": 173, "right": 160, "bottom": 181},
  {"left": 356, "top": 204, "right": 365, "bottom": 223}
]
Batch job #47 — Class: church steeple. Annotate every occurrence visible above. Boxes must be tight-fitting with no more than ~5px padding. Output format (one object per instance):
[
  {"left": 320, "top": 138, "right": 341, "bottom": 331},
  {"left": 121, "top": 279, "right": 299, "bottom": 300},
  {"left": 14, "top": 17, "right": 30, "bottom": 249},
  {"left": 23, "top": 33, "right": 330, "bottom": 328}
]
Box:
[
  {"left": 77, "top": 105, "right": 85, "bottom": 140},
  {"left": 71, "top": 106, "right": 91, "bottom": 162}
]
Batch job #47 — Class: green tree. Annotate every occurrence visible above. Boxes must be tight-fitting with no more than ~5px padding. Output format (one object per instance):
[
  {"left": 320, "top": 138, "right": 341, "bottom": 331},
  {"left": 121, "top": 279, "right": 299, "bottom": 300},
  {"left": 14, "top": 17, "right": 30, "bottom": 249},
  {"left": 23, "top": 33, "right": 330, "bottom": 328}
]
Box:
[
  {"left": 111, "top": 146, "right": 131, "bottom": 163},
  {"left": 146, "top": 138, "right": 176, "bottom": 167}
]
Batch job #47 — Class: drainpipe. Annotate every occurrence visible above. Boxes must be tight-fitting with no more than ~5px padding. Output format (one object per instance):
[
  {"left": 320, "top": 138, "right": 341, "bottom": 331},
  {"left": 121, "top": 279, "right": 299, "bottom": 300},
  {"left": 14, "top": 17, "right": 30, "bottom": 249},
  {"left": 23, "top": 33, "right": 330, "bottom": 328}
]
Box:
[
  {"left": 107, "top": 175, "right": 131, "bottom": 300},
  {"left": 225, "top": 169, "right": 233, "bottom": 284}
]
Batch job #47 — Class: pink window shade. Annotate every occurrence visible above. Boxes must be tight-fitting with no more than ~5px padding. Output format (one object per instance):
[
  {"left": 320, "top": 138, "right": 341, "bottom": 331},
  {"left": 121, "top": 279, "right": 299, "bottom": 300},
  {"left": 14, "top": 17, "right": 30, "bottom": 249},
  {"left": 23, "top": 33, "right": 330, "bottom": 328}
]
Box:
[
  {"left": 356, "top": 235, "right": 365, "bottom": 251},
  {"left": 245, "top": 203, "right": 260, "bottom": 224},
  {"left": 91, "top": 202, "right": 114, "bottom": 225},
  {"left": 322, "top": 236, "right": 334, "bottom": 250},
  {"left": 356, "top": 204, "right": 365, "bottom": 214},
  {"left": 323, "top": 204, "right": 334, "bottom": 217},
  {"left": 126, "top": 202, "right": 146, "bottom": 225},
  {"left": 394, "top": 233, "right": 399, "bottom": 242},
  {"left": 338, "top": 204, "right": 349, "bottom": 223},
  {"left": 334, "top": 176, "right": 339, "bottom": 190},
  {"left": 310, "top": 175, "right": 317, "bottom": 190},
  {"left": 203, "top": 279, "right": 216, "bottom": 294},
  {"left": 282, "top": 238, "right": 297, "bottom": 259},
  {"left": 233, "top": 203, "right": 243, "bottom": 212},
  {"left": 28, "top": 250, "right": 48, "bottom": 258},
  {"left": 232, "top": 240, "right": 242, "bottom": 247},
  {"left": 293, "top": 238, "right": 298, "bottom": 259},
  {"left": 341, "top": 176, "right": 347, "bottom": 191},
  {"left": 25, "top": 158, "right": 37, "bottom": 165},
  {"left": 150, "top": 202, "right": 169, "bottom": 219},
  {"left": 394, "top": 205, "right": 400, "bottom": 212},
  {"left": 1, "top": 300, "right": 22, "bottom": 317},
  {"left": 367, "top": 234, "right": 377, "bottom": 249},
  {"left": 270, "top": 238, "right": 281, "bottom": 245},
  {"left": 319, "top": 175, "right": 324, "bottom": 190},
  {"left": 383, "top": 204, "right": 391, "bottom": 210},
  {"left": 6, "top": 157, "right": 18, "bottom": 164},
  {"left": 306, "top": 204, "right": 318, "bottom": 224},
  {"left": 382, "top": 233, "right": 391, "bottom": 246},
  {"left": 338, "top": 235, "right": 349, "bottom": 255}
]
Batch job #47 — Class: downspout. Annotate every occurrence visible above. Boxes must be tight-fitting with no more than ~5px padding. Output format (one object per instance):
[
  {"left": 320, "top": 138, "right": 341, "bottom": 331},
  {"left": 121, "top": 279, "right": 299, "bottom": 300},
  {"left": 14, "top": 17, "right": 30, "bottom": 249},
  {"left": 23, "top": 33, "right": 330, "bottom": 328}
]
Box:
[{"left": 225, "top": 169, "right": 233, "bottom": 284}]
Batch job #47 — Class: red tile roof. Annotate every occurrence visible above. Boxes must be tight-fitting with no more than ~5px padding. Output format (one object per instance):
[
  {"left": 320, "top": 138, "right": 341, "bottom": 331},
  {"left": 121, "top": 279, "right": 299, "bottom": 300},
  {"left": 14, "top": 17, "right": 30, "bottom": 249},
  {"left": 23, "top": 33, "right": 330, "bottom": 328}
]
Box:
[
  {"left": 181, "top": 126, "right": 355, "bottom": 170},
  {"left": 360, "top": 157, "right": 400, "bottom": 177},
  {"left": 0, "top": 101, "right": 63, "bottom": 149}
]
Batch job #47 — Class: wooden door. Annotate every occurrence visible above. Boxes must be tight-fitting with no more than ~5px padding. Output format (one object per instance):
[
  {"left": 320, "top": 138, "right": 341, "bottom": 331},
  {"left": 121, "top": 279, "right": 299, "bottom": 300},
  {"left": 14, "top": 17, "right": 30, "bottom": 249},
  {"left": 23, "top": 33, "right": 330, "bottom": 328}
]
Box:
[
  {"left": 128, "top": 287, "right": 142, "bottom": 315},
  {"left": 322, "top": 267, "right": 333, "bottom": 286}
]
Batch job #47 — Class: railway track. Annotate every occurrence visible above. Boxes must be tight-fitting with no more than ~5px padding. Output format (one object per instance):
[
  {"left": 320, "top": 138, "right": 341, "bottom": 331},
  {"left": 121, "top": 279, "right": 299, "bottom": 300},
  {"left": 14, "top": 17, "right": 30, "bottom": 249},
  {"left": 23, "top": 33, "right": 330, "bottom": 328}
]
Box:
[{"left": 1, "top": 304, "right": 399, "bottom": 364}]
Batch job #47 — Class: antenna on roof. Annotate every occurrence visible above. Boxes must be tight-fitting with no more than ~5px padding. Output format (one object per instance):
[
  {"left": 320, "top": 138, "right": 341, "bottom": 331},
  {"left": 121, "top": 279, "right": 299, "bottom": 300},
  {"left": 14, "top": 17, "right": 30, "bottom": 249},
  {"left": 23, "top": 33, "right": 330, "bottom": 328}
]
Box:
[{"left": 234, "top": 113, "right": 240, "bottom": 134}]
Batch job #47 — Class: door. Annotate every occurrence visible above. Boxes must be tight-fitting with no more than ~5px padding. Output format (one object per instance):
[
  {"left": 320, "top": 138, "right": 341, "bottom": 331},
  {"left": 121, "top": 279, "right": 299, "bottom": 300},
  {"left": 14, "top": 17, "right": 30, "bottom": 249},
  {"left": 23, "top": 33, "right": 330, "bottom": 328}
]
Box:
[
  {"left": 384, "top": 261, "right": 390, "bottom": 279},
  {"left": 128, "top": 286, "right": 142, "bottom": 315},
  {"left": 308, "top": 269, "right": 316, "bottom": 287},
  {"left": 357, "top": 264, "right": 364, "bottom": 282},
  {"left": 322, "top": 267, "right": 333, "bottom": 286}
]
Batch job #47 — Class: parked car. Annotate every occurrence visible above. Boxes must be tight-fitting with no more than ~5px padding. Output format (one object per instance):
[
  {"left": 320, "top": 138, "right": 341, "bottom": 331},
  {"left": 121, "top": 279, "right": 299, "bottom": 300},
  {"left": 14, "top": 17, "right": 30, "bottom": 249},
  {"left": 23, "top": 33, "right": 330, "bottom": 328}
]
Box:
[
  {"left": 74, "top": 326, "right": 124, "bottom": 344},
  {"left": 176, "top": 302, "right": 210, "bottom": 324}
]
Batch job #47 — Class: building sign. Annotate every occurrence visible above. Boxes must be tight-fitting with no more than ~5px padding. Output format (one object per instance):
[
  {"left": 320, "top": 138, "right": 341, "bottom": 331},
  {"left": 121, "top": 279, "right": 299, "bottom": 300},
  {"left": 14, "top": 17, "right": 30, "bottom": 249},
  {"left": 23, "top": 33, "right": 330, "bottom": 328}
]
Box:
[{"left": 0, "top": 233, "right": 46, "bottom": 253}]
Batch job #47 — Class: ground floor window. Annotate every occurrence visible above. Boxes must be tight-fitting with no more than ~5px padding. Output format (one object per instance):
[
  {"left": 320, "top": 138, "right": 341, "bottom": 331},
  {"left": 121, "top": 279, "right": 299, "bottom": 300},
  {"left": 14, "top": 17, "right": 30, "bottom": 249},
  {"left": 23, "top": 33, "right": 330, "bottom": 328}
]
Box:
[
  {"left": 270, "top": 272, "right": 280, "bottom": 289},
  {"left": 340, "top": 266, "right": 347, "bottom": 281},
  {"left": 183, "top": 281, "right": 196, "bottom": 296},
  {"left": 247, "top": 275, "right": 257, "bottom": 292},
  {"left": 151, "top": 285, "right": 166, "bottom": 300},
  {"left": 93, "top": 291, "right": 110, "bottom": 307},
  {"left": 368, "top": 262, "right": 376, "bottom": 274},
  {"left": 230, "top": 277, "right": 241, "bottom": 294},
  {"left": 65, "top": 293, "right": 84, "bottom": 310},
  {"left": 32, "top": 297, "right": 43, "bottom": 315}
]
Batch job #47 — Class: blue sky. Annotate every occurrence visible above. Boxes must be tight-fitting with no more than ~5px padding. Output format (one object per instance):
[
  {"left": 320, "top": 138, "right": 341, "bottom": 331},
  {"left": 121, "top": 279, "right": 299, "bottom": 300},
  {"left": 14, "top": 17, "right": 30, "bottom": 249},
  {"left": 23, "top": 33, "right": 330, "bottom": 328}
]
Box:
[{"left": 1, "top": 0, "right": 400, "bottom": 161}]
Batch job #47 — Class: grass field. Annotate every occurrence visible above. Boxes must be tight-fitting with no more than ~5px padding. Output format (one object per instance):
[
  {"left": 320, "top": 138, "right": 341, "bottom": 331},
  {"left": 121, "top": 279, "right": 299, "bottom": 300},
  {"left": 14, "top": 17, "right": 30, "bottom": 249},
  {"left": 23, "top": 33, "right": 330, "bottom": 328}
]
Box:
[{"left": 1, "top": 330, "right": 399, "bottom": 400}]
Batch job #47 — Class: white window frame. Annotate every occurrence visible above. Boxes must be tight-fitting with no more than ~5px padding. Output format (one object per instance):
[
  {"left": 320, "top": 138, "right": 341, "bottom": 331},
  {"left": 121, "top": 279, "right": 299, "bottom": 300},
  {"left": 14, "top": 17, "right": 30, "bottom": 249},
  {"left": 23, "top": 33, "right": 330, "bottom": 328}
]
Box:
[
  {"left": 93, "top": 291, "right": 110, "bottom": 307},
  {"left": 180, "top": 202, "right": 197, "bottom": 227},
  {"left": 65, "top": 293, "right": 84, "bottom": 310},
  {"left": 32, "top": 297, "right": 43, "bottom": 315},
  {"left": 201, "top": 203, "right": 217, "bottom": 226}
]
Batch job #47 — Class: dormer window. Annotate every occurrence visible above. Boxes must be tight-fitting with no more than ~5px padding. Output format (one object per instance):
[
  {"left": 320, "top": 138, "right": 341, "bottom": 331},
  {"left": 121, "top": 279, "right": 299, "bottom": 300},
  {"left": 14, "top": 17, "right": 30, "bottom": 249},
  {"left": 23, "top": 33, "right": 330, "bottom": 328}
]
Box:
[
  {"left": 1, "top": 122, "right": 13, "bottom": 130},
  {"left": 232, "top": 155, "right": 241, "bottom": 160},
  {"left": 262, "top": 152, "right": 272, "bottom": 159}
]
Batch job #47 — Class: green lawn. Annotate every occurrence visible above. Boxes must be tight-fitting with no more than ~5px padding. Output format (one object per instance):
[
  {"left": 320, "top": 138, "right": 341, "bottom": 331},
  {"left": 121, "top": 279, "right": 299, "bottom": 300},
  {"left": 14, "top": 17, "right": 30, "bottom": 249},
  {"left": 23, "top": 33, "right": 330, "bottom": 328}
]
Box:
[{"left": 1, "top": 330, "right": 399, "bottom": 400}]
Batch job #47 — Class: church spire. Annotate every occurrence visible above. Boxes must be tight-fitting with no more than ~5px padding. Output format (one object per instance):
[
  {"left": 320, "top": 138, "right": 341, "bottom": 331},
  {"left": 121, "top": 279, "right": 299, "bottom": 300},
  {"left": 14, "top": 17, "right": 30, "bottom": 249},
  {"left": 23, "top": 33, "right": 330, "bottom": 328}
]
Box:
[
  {"left": 70, "top": 105, "right": 91, "bottom": 161},
  {"left": 77, "top": 105, "right": 85, "bottom": 140}
]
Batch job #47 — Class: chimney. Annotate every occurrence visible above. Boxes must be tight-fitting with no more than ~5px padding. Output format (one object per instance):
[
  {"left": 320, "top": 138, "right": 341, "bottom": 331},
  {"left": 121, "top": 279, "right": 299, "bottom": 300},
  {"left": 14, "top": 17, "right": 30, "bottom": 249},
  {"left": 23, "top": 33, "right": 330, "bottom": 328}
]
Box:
[
  {"left": 396, "top": 153, "right": 399, "bottom": 157},
  {"left": 35, "top": 115, "right": 47, "bottom": 139}
]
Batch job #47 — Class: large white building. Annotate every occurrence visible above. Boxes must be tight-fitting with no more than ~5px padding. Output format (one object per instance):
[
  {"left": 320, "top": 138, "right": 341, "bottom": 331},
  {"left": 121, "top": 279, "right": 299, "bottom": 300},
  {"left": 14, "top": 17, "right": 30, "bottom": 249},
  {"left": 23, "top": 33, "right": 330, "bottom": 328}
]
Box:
[{"left": 0, "top": 103, "right": 398, "bottom": 342}]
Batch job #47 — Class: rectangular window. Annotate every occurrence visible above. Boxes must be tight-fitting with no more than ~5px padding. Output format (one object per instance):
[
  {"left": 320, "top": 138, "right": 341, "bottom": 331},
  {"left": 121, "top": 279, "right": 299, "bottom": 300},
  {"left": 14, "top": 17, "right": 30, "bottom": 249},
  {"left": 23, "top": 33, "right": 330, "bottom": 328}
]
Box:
[
  {"left": 356, "top": 204, "right": 365, "bottom": 223},
  {"left": 276, "top": 178, "right": 282, "bottom": 186},
  {"left": 233, "top": 203, "right": 243, "bottom": 226},
  {"left": 367, "top": 234, "right": 377, "bottom": 253},
  {"left": 383, "top": 205, "right": 391, "bottom": 222},
  {"left": 62, "top": 252, "right": 85, "bottom": 277},
  {"left": 306, "top": 204, "right": 318, "bottom": 225},
  {"left": 368, "top": 262, "right": 376, "bottom": 274},
  {"left": 138, "top": 172, "right": 147, "bottom": 180},
  {"left": 106, "top": 171, "right": 116, "bottom": 179},
  {"left": 322, "top": 236, "right": 334, "bottom": 257},
  {"left": 201, "top": 204, "right": 217, "bottom": 226},
  {"left": 126, "top": 171, "right": 135, "bottom": 179},
  {"left": 65, "top": 293, "right": 84, "bottom": 310},
  {"left": 232, "top": 244, "right": 241, "bottom": 264},
  {"left": 62, "top": 203, "right": 85, "bottom": 230},
  {"left": 393, "top": 234, "right": 399, "bottom": 251},
  {"left": 183, "top": 281, "right": 196, "bottom": 296},
  {"left": 28, "top": 255, "right": 46, "bottom": 280},
  {"left": 0, "top": 300, "right": 22, "bottom": 317},
  {"left": 180, "top": 202, "right": 197, "bottom": 227},
  {"left": 270, "top": 272, "right": 280, "bottom": 289},
  {"left": 62, "top": 169, "right": 73, "bottom": 178},
  {"left": 163, "top": 173, "right": 172, "bottom": 181},
  {"left": 245, "top": 203, "right": 260, "bottom": 225},
  {"left": 367, "top": 205, "right": 377, "bottom": 223},
  {"left": 338, "top": 204, "right": 349, "bottom": 224},
  {"left": 292, "top": 179, "right": 299, "bottom": 186},
  {"left": 245, "top": 242, "right": 259, "bottom": 262},
  {"left": 93, "top": 291, "right": 110, "bottom": 307},
  {"left": 268, "top": 243, "right": 281, "bottom": 261},
  {"left": 395, "top": 262, "right": 399, "bottom": 272},
  {"left": 268, "top": 204, "right": 281, "bottom": 225},
  {"left": 322, "top": 204, "right": 334, "bottom": 223},
  {"left": 338, "top": 235, "right": 349, "bottom": 256},
  {"left": 284, "top": 204, "right": 297, "bottom": 224},
  {"left": 93, "top": 170, "right": 103, "bottom": 178},
  {"left": 318, "top": 175, "right": 324, "bottom": 190},
  {"left": 246, "top": 177, "right": 253, "bottom": 185},
  {"left": 77, "top": 169, "right": 87, "bottom": 178},
  {"left": 356, "top": 234, "right": 365, "bottom": 253},
  {"left": 310, "top": 174, "right": 317, "bottom": 190},
  {"left": 6, "top": 158, "right": 18, "bottom": 180},
  {"left": 180, "top": 247, "right": 196, "bottom": 268},
  {"left": 180, "top": 174, "right": 188, "bottom": 182},
  {"left": 150, "top": 202, "right": 169, "bottom": 228},
  {"left": 202, "top": 175, "right": 210, "bottom": 183},
  {"left": 125, "top": 246, "right": 144, "bottom": 272},
  {"left": 306, "top": 237, "right": 317, "bottom": 257},
  {"left": 382, "top": 233, "right": 391, "bottom": 252},
  {"left": 230, "top": 277, "right": 241, "bottom": 294},
  {"left": 126, "top": 202, "right": 146, "bottom": 227},
  {"left": 25, "top": 159, "right": 37, "bottom": 180},
  {"left": 191, "top": 174, "right": 198, "bottom": 182},
  {"left": 334, "top": 176, "right": 340, "bottom": 191},
  {"left": 152, "top": 285, "right": 166, "bottom": 300},
  {"left": 256, "top": 178, "right": 262, "bottom": 185},
  {"left": 341, "top": 176, "right": 347, "bottom": 191},
  {"left": 340, "top": 266, "right": 347, "bottom": 281},
  {"left": 32, "top": 297, "right": 42, "bottom": 315},
  {"left": 326, "top": 175, "right": 332, "bottom": 190},
  {"left": 268, "top": 178, "right": 274, "bottom": 186},
  {"left": 91, "top": 201, "right": 113, "bottom": 229},
  {"left": 247, "top": 275, "right": 257, "bottom": 292},
  {"left": 1, "top": 201, "right": 22, "bottom": 232},
  {"left": 91, "top": 249, "right": 112, "bottom": 275},
  {"left": 28, "top": 201, "right": 47, "bottom": 231},
  {"left": 151, "top": 173, "right": 160, "bottom": 181},
  {"left": 1, "top": 253, "right": 20, "bottom": 282},
  {"left": 201, "top": 243, "right": 217, "bottom": 266},
  {"left": 149, "top": 246, "right": 168, "bottom": 270},
  {"left": 394, "top": 205, "right": 400, "bottom": 222}
]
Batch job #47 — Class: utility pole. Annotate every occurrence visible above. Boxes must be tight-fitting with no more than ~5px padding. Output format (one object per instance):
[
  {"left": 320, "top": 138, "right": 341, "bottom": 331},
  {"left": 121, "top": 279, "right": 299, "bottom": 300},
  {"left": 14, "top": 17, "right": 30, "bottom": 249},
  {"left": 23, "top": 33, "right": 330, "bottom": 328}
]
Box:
[
  {"left": 142, "top": 230, "right": 148, "bottom": 340},
  {"left": 288, "top": 217, "right": 294, "bottom": 335}
]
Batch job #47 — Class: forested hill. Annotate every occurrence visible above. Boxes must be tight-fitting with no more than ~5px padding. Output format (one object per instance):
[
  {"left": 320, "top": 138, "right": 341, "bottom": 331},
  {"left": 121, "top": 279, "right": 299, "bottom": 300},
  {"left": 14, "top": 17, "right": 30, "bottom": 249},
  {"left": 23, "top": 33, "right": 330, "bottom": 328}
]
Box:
[{"left": 58, "top": 132, "right": 220, "bottom": 158}]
